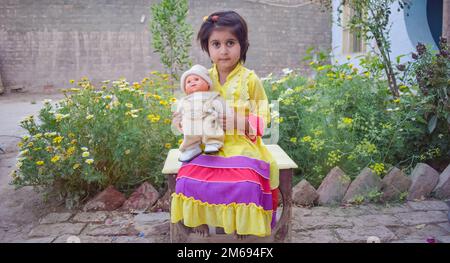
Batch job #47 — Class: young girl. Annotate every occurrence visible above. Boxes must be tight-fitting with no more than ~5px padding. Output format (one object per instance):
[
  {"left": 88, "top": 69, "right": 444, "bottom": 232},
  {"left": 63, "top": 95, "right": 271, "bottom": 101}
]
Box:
[{"left": 171, "top": 10, "right": 279, "bottom": 238}]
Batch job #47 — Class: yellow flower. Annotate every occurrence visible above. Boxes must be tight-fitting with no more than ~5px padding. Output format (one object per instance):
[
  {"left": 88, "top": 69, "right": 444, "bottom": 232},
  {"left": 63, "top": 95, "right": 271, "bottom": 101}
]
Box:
[
  {"left": 69, "top": 79, "right": 75, "bottom": 84},
  {"left": 125, "top": 149, "right": 130, "bottom": 155},
  {"left": 364, "top": 72, "right": 370, "bottom": 77},
  {"left": 17, "top": 142, "right": 24, "bottom": 147},
  {"left": 290, "top": 137, "right": 297, "bottom": 143},
  {"left": 71, "top": 139, "right": 77, "bottom": 145},
  {"left": 393, "top": 98, "right": 400, "bottom": 103},
  {"left": 165, "top": 143, "right": 172, "bottom": 149},
  {"left": 35, "top": 133, "right": 43, "bottom": 139},
  {"left": 147, "top": 114, "right": 160, "bottom": 123},
  {"left": 51, "top": 155, "right": 61, "bottom": 163},
  {"left": 73, "top": 163, "right": 80, "bottom": 169},
  {"left": 153, "top": 94, "right": 161, "bottom": 100},
  {"left": 164, "top": 119, "right": 171, "bottom": 124},
  {"left": 178, "top": 139, "right": 183, "bottom": 146},
  {"left": 53, "top": 136, "right": 63, "bottom": 144},
  {"left": 85, "top": 159, "right": 94, "bottom": 165},
  {"left": 81, "top": 147, "right": 88, "bottom": 151},
  {"left": 46, "top": 146, "right": 53, "bottom": 152},
  {"left": 125, "top": 103, "right": 133, "bottom": 108},
  {"left": 55, "top": 113, "right": 64, "bottom": 122},
  {"left": 370, "top": 163, "right": 386, "bottom": 176},
  {"left": 317, "top": 66, "right": 325, "bottom": 71},
  {"left": 82, "top": 152, "right": 90, "bottom": 158},
  {"left": 36, "top": 160, "right": 44, "bottom": 166},
  {"left": 159, "top": 100, "right": 168, "bottom": 106},
  {"left": 27, "top": 142, "right": 34, "bottom": 147},
  {"left": 170, "top": 98, "right": 177, "bottom": 103},
  {"left": 301, "top": 136, "right": 312, "bottom": 143},
  {"left": 342, "top": 117, "right": 353, "bottom": 125},
  {"left": 67, "top": 146, "right": 76, "bottom": 156},
  {"left": 86, "top": 114, "right": 94, "bottom": 120},
  {"left": 346, "top": 55, "right": 351, "bottom": 60},
  {"left": 132, "top": 82, "right": 141, "bottom": 89},
  {"left": 346, "top": 76, "right": 353, "bottom": 80}
]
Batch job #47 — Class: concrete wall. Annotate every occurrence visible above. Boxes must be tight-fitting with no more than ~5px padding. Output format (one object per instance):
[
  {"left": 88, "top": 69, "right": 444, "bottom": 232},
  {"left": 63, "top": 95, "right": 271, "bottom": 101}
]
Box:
[{"left": 0, "top": 0, "right": 331, "bottom": 93}]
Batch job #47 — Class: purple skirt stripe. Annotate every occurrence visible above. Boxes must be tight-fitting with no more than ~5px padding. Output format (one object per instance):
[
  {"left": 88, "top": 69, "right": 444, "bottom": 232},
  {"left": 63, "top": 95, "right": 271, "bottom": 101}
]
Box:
[
  {"left": 175, "top": 177, "right": 273, "bottom": 211},
  {"left": 183, "top": 155, "right": 270, "bottom": 180}
]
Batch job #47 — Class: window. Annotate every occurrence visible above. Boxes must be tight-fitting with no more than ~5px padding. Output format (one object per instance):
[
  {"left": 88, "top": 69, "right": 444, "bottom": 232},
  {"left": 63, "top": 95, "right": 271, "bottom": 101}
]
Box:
[{"left": 342, "top": 4, "right": 365, "bottom": 54}]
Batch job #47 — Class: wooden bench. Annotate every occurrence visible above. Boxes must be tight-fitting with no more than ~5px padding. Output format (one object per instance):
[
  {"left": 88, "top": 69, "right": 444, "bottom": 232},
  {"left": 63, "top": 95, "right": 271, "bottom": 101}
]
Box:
[{"left": 162, "top": 144, "right": 298, "bottom": 243}]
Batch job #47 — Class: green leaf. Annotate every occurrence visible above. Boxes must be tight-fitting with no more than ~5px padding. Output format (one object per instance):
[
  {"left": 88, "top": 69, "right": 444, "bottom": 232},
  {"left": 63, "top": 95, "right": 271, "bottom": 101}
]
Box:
[
  {"left": 396, "top": 54, "right": 405, "bottom": 64},
  {"left": 428, "top": 115, "right": 437, "bottom": 134}
]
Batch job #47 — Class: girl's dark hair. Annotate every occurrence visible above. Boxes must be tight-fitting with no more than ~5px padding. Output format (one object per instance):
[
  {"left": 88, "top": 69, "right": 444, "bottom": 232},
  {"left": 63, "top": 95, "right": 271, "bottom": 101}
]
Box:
[{"left": 197, "top": 11, "right": 249, "bottom": 63}]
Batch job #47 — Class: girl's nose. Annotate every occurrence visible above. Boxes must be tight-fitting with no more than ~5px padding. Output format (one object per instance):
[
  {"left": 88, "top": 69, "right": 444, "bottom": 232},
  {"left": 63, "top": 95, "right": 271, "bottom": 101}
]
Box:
[{"left": 219, "top": 46, "right": 228, "bottom": 55}]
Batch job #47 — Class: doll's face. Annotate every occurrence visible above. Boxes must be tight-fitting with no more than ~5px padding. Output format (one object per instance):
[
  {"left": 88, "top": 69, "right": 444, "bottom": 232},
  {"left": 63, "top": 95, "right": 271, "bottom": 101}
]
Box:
[{"left": 185, "top": 74, "right": 210, "bottom": 94}]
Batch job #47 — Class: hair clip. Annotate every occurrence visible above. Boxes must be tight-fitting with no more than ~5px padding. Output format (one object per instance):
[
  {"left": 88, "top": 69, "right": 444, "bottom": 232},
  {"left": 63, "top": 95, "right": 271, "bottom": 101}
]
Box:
[
  {"left": 211, "top": 15, "right": 219, "bottom": 22},
  {"left": 203, "top": 16, "right": 208, "bottom": 22}
]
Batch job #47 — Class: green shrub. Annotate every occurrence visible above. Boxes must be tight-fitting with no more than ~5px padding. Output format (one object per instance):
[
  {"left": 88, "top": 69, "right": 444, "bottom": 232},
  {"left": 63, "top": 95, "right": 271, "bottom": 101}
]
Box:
[
  {"left": 11, "top": 73, "right": 179, "bottom": 208},
  {"left": 263, "top": 52, "right": 431, "bottom": 188}
]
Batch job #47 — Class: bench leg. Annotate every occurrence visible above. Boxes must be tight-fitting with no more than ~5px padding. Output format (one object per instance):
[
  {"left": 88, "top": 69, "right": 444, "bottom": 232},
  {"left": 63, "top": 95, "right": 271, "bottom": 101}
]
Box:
[
  {"left": 167, "top": 174, "right": 192, "bottom": 243},
  {"left": 272, "top": 169, "right": 293, "bottom": 242}
]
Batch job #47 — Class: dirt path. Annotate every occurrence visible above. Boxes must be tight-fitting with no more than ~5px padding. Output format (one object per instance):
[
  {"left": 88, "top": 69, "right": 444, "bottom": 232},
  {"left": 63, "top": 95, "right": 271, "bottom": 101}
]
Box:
[{"left": 0, "top": 92, "right": 65, "bottom": 242}]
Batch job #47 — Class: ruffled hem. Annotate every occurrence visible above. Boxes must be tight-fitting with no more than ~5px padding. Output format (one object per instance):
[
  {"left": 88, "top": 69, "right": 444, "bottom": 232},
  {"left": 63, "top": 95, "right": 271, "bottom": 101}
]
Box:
[{"left": 170, "top": 193, "right": 273, "bottom": 237}]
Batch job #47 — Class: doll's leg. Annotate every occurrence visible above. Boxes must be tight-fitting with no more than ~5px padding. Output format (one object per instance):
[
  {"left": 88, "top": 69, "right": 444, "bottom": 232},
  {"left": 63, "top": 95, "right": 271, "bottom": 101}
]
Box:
[
  {"left": 203, "top": 114, "right": 224, "bottom": 154},
  {"left": 178, "top": 135, "right": 202, "bottom": 162}
]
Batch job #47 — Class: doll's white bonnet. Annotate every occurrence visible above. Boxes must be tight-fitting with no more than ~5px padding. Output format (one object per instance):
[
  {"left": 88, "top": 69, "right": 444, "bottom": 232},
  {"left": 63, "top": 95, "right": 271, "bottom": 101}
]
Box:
[{"left": 180, "top": 64, "right": 213, "bottom": 93}]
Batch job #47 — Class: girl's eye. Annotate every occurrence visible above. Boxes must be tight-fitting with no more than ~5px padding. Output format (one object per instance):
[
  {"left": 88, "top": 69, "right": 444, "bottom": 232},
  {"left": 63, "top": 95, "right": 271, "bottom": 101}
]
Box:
[
  {"left": 226, "top": 41, "right": 235, "bottom": 47},
  {"left": 211, "top": 41, "right": 220, "bottom": 48}
]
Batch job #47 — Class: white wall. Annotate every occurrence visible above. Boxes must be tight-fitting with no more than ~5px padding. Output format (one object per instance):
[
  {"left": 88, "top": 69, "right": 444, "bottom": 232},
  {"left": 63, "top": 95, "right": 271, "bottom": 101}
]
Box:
[{"left": 331, "top": 0, "right": 437, "bottom": 66}]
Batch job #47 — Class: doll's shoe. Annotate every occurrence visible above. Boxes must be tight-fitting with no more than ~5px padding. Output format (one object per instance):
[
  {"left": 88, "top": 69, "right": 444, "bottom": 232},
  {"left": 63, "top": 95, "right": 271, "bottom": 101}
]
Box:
[
  {"left": 204, "top": 144, "right": 221, "bottom": 154},
  {"left": 178, "top": 146, "right": 202, "bottom": 162}
]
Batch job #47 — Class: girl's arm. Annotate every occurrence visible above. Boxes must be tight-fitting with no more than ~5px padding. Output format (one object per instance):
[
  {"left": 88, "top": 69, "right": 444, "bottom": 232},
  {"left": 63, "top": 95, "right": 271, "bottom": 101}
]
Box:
[{"left": 246, "top": 73, "right": 270, "bottom": 140}]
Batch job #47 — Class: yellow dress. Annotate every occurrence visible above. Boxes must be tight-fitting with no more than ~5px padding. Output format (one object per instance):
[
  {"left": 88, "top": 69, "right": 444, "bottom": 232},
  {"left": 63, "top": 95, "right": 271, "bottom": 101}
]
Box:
[{"left": 171, "top": 63, "right": 279, "bottom": 237}]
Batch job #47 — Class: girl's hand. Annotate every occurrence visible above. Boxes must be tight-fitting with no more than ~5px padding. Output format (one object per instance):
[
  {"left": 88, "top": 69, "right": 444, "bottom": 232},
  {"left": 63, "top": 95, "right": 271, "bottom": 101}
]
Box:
[
  {"left": 172, "top": 112, "right": 183, "bottom": 133},
  {"left": 220, "top": 111, "right": 249, "bottom": 133}
]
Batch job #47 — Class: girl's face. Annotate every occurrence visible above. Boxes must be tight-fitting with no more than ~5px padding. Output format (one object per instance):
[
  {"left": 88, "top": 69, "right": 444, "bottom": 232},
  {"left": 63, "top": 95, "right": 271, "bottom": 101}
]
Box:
[
  {"left": 185, "top": 74, "right": 209, "bottom": 94},
  {"left": 208, "top": 28, "right": 241, "bottom": 73}
]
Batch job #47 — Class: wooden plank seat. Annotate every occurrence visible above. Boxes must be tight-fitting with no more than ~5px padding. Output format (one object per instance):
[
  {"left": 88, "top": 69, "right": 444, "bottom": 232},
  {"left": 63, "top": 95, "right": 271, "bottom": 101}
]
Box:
[{"left": 162, "top": 144, "right": 298, "bottom": 243}]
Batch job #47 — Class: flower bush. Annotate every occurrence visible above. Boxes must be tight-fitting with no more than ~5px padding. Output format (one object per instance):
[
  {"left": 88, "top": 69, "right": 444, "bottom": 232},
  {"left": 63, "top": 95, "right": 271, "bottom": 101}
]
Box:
[
  {"left": 11, "top": 73, "right": 179, "bottom": 208},
  {"left": 263, "top": 51, "right": 438, "bottom": 187},
  {"left": 399, "top": 38, "right": 450, "bottom": 170}
]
